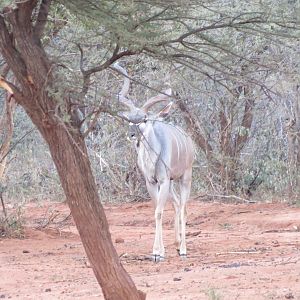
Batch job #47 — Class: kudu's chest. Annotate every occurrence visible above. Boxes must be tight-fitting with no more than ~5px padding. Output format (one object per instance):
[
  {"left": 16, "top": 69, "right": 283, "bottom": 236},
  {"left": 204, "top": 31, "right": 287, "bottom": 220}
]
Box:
[{"left": 136, "top": 134, "right": 161, "bottom": 184}]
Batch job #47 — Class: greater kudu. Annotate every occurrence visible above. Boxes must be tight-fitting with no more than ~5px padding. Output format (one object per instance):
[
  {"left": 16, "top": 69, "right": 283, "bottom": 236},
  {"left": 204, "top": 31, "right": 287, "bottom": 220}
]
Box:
[{"left": 113, "top": 63, "right": 194, "bottom": 262}]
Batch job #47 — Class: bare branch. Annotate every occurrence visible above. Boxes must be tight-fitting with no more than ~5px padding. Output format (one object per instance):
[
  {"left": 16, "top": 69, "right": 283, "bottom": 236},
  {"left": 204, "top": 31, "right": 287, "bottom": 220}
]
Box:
[
  {"left": 77, "top": 43, "right": 85, "bottom": 74},
  {"left": 0, "top": 63, "right": 10, "bottom": 77},
  {"left": 157, "top": 17, "right": 265, "bottom": 46},
  {"left": 84, "top": 49, "right": 138, "bottom": 77},
  {"left": 176, "top": 98, "right": 215, "bottom": 162},
  {"left": 235, "top": 91, "right": 255, "bottom": 153},
  {"left": 0, "top": 14, "right": 28, "bottom": 95},
  {"left": 82, "top": 108, "right": 105, "bottom": 138},
  {"left": 133, "top": 5, "right": 170, "bottom": 30},
  {"left": 76, "top": 43, "right": 91, "bottom": 101},
  {"left": 77, "top": 43, "right": 137, "bottom": 106}
]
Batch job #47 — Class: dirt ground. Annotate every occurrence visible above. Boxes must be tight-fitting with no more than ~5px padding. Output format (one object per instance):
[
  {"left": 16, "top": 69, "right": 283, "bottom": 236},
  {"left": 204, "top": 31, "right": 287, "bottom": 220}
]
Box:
[{"left": 1, "top": 200, "right": 300, "bottom": 300}]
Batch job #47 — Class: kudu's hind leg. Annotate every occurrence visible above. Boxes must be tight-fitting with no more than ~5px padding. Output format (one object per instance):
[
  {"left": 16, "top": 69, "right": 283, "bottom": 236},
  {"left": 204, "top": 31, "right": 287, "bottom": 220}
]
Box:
[{"left": 178, "top": 168, "right": 192, "bottom": 257}]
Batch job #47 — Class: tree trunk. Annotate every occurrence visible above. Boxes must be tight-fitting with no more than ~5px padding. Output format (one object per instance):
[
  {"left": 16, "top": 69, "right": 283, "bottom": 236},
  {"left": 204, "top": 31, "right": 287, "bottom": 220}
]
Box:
[
  {"left": 39, "top": 119, "right": 145, "bottom": 300},
  {"left": 0, "top": 2, "right": 145, "bottom": 299}
]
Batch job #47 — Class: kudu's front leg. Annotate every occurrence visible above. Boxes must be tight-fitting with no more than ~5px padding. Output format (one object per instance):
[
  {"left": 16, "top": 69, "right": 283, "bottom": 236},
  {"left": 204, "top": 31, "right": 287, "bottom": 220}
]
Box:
[{"left": 147, "top": 180, "right": 169, "bottom": 262}]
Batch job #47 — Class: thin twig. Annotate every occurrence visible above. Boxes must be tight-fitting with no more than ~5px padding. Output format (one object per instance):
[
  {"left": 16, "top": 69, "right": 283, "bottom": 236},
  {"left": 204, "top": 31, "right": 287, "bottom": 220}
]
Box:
[
  {"left": 216, "top": 250, "right": 261, "bottom": 255},
  {"left": 0, "top": 127, "right": 36, "bottom": 164},
  {"left": 195, "top": 193, "right": 256, "bottom": 203}
]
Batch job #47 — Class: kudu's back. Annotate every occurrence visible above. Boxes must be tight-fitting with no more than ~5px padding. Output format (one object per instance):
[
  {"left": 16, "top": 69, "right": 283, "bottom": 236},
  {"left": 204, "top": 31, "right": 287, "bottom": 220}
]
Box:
[{"left": 137, "top": 120, "right": 194, "bottom": 184}]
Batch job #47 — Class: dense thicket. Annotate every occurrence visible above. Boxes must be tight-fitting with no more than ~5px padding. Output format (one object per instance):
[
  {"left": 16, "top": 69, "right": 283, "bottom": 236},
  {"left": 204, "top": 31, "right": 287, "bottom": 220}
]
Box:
[{"left": 1, "top": 0, "right": 299, "bottom": 202}]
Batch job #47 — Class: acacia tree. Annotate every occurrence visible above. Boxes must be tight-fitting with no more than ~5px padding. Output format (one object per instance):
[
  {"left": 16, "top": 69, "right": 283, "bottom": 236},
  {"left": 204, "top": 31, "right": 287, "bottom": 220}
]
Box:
[
  {"left": 0, "top": 2, "right": 145, "bottom": 300},
  {"left": 0, "top": 0, "right": 298, "bottom": 299}
]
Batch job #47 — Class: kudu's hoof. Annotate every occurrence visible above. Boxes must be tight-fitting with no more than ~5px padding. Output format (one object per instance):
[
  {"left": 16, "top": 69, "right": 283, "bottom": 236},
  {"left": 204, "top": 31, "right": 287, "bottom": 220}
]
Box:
[
  {"left": 152, "top": 254, "right": 164, "bottom": 262},
  {"left": 177, "top": 249, "right": 187, "bottom": 259}
]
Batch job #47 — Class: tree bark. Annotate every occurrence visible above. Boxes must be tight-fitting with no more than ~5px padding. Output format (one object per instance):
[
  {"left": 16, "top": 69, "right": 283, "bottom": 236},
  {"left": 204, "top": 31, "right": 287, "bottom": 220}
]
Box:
[
  {"left": 40, "top": 121, "right": 145, "bottom": 300},
  {"left": 0, "top": 2, "right": 145, "bottom": 299}
]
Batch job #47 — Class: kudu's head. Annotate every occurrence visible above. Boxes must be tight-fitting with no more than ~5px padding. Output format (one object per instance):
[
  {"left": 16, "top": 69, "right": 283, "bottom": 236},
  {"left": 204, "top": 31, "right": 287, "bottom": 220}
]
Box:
[{"left": 113, "top": 63, "right": 173, "bottom": 140}]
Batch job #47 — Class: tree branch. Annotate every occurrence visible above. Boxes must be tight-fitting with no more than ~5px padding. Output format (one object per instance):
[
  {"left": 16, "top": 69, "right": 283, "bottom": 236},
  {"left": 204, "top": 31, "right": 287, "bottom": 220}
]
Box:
[
  {"left": 84, "top": 48, "right": 137, "bottom": 77},
  {"left": 157, "top": 17, "right": 265, "bottom": 46},
  {"left": 235, "top": 90, "right": 255, "bottom": 153},
  {"left": 15, "top": 0, "right": 38, "bottom": 30},
  {"left": 219, "top": 108, "right": 232, "bottom": 157},
  {"left": 33, "top": 0, "right": 52, "bottom": 41},
  {"left": 77, "top": 43, "right": 137, "bottom": 105},
  {"left": 0, "top": 14, "right": 28, "bottom": 92},
  {"left": 82, "top": 108, "right": 102, "bottom": 138},
  {"left": 0, "top": 63, "right": 10, "bottom": 77},
  {"left": 176, "top": 99, "right": 214, "bottom": 158}
]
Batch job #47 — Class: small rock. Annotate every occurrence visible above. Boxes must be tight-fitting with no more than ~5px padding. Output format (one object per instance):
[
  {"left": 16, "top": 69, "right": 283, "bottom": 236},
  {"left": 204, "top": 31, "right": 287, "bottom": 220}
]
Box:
[
  {"left": 45, "top": 288, "right": 51, "bottom": 292},
  {"left": 115, "top": 238, "right": 125, "bottom": 243},
  {"left": 173, "top": 277, "right": 181, "bottom": 281},
  {"left": 285, "top": 292, "right": 294, "bottom": 299},
  {"left": 120, "top": 253, "right": 129, "bottom": 258},
  {"left": 22, "top": 250, "right": 30, "bottom": 254},
  {"left": 184, "top": 267, "right": 191, "bottom": 272},
  {"left": 145, "top": 282, "right": 151, "bottom": 287},
  {"left": 85, "top": 260, "right": 92, "bottom": 268},
  {"left": 0, "top": 294, "right": 6, "bottom": 298}
]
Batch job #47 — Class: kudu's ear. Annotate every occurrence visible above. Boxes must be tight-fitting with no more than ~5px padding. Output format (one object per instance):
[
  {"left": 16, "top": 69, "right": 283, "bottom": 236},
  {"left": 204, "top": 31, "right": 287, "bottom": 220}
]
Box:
[
  {"left": 157, "top": 102, "right": 173, "bottom": 118},
  {"left": 117, "top": 111, "right": 131, "bottom": 122}
]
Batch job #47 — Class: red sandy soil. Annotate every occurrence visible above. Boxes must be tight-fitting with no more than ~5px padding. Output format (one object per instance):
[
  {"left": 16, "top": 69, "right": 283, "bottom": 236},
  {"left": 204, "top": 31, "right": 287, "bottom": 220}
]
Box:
[{"left": 1, "top": 200, "right": 300, "bottom": 299}]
